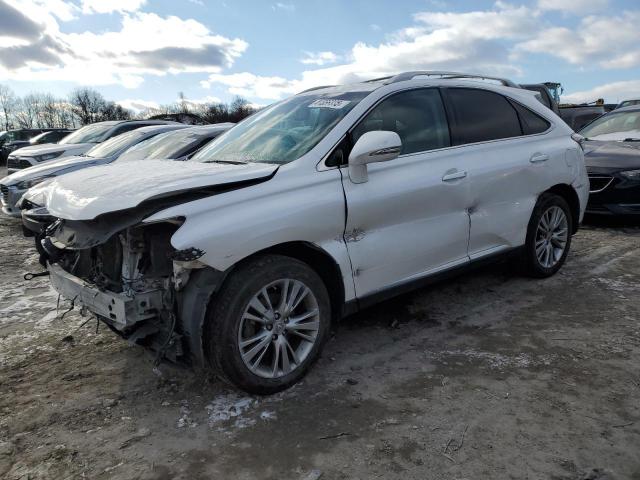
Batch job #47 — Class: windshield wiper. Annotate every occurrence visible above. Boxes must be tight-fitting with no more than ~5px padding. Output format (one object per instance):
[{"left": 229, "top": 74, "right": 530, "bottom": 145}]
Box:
[
  {"left": 203, "top": 159, "right": 248, "bottom": 165},
  {"left": 623, "top": 138, "right": 640, "bottom": 142}
]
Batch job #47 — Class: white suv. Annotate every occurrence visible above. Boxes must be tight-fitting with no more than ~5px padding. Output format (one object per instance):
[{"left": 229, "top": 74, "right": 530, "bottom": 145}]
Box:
[{"left": 26, "top": 72, "right": 589, "bottom": 394}]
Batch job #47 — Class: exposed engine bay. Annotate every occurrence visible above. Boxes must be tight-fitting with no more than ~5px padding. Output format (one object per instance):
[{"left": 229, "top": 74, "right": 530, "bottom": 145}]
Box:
[{"left": 43, "top": 219, "right": 202, "bottom": 364}]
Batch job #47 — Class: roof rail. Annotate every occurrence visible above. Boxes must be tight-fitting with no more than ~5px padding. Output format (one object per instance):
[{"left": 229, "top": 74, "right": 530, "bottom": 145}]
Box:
[
  {"left": 298, "top": 85, "right": 336, "bottom": 94},
  {"left": 384, "top": 71, "right": 519, "bottom": 88}
]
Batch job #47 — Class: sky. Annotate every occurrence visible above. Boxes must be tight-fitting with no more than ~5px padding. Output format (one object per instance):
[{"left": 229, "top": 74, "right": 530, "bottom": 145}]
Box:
[{"left": 0, "top": 0, "right": 639, "bottom": 112}]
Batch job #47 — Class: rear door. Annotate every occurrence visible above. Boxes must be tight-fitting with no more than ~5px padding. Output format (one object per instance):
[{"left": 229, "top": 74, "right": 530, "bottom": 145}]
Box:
[
  {"left": 442, "top": 87, "right": 555, "bottom": 258},
  {"left": 340, "top": 88, "right": 471, "bottom": 298}
]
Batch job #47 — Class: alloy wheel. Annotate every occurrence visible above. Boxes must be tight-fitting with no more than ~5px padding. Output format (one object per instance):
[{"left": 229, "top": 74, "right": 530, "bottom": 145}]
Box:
[
  {"left": 535, "top": 206, "right": 569, "bottom": 268},
  {"left": 237, "top": 279, "right": 320, "bottom": 379}
]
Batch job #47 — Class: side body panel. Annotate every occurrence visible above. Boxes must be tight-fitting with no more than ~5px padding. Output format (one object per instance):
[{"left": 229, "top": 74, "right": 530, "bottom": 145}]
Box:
[
  {"left": 464, "top": 133, "right": 577, "bottom": 258},
  {"left": 146, "top": 167, "right": 357, "bottom": 302},
  {"left": 340, "top": 150, "right": 470, "bottom": 297}
]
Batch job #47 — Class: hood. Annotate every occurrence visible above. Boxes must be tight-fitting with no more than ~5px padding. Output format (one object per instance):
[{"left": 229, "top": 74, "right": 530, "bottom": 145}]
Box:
[
  {"left": 1, "top": 155, "right": 110, "bottom": 186},
  {"left": 584, "top": 140, "right": 640, "bottom": 170},
  {"left": 28, "top": 159, "right": 279, "bottom": 220},
  {"left": 11, "top": 143, "right": 94, "bottom": 157}
]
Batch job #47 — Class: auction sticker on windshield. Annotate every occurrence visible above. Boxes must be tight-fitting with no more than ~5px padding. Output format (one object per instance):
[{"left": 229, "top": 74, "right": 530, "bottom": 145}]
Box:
[{"left": 308, "top": 99, "right": 351, "bottom": 109}]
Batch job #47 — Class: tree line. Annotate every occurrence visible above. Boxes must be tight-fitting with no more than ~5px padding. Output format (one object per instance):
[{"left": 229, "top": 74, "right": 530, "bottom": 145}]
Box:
[{"left": 0, "top": 85, "right": 257, "bottom": 131}]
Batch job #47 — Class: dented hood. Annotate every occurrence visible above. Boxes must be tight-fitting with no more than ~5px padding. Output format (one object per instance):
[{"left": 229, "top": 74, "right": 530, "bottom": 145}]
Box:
[{"left": 28, "top": 159, "right": 278, "bottom": 220}]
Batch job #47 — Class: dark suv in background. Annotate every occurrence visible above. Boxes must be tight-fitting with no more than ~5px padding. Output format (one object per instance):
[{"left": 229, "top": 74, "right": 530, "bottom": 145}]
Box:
[
  {"left": 1, "top": 129, "right": 62, "bottom": 165},
  {"left": 0, "top": 129, "right": 74, "bottom": 165}
]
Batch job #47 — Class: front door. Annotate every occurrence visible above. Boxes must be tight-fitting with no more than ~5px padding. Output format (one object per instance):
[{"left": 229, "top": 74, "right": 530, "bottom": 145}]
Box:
[{"left": 340, "top": 88, "right": 471, "bottom": 298}]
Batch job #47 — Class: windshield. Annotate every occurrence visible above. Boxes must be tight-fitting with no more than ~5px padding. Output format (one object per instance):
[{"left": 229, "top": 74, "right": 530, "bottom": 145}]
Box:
[
  {"left": 191, "top": 91, "right": 368, "bottom": 164},
  {"left": 119, "top": 130, "right": 200, "bottom": 161},
  {"left": 580, "top": 110, "right": 640, "bottom": 140},
  {"left": 59, "top": 123, "right": 113, "bottom": 145},
  {"left": 86, "top": 130, "right": 147, "bottom": 158}
]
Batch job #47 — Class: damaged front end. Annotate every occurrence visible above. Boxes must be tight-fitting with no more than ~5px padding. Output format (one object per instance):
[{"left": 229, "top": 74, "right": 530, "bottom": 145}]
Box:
[{"left": 43, "top": 214, "right": 217, "bottom": 365}]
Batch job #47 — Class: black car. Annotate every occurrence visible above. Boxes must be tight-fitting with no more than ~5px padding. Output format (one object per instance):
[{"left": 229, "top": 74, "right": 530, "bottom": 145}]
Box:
[
  {"left": 580, "top": 106, "right": 640, "bottom": 215},
  {"left": 0, "top": 128, "right": 64, "bottom": 165}
]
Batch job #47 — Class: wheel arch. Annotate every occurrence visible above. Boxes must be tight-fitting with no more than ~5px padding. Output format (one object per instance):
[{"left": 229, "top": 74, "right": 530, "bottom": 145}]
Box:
[
  {"left": 545, "top": 183, "right": 580, "bottom": 234},
  {"left": 239, "top": 241, "right": 347, "bottom": 325}
]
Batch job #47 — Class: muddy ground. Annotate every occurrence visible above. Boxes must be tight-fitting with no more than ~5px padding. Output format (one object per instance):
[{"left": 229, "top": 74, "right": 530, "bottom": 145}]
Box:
[{"left": 1, "top": 169, "right": 639, "bottom": 479}]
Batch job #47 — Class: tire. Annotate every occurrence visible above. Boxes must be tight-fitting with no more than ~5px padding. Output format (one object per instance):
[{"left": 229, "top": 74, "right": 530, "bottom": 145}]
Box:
[
  {"left": 523, "top": 192, "right": 573, "bottom": 278},
  {"left": 203, "top": 254, "right": 331, "bottom": 395}
]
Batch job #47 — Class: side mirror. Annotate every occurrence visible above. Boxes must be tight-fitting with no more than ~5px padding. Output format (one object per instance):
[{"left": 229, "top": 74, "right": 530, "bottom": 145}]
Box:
[{"left": 348, "top": 131, "right": 402, "bottom": 184}]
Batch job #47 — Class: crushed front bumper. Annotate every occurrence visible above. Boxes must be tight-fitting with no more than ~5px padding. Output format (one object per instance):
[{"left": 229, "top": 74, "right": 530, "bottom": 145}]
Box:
[{"left": 48, "top": 263, "right": 164, "bottom": 330}]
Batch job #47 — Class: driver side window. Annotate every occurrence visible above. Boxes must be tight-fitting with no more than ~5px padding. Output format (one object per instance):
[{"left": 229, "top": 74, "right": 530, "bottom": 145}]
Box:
[{"left": 351, "top": 88, "right": 451, "bottom": 155}]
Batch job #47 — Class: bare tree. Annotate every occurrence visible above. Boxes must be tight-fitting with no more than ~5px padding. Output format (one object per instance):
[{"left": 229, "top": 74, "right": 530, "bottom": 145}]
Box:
[
  {"left": 0, "top": 84, "right": 17, "bottom": 130},
  {"left": 13, "top": 94, "right": 42, "bottom": 128},
  {"left": 69, "top": 87, "right": 108, "bottom": 125}
]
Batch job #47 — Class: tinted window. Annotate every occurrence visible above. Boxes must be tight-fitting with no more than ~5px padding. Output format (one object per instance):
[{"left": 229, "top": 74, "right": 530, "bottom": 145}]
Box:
[
  {"left": 511, "top": 102, "right": 550, "bottom": 135},
  {"left": 352, "top": 88, "right": 450, "bottom": 155},
  {"left": 446, "top": 88, "right": 522, "bottom": 145}
]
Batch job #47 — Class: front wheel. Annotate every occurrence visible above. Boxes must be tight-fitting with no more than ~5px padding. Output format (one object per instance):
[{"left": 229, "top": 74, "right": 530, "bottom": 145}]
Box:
[
  {"left": 523, "top": 192, "right": 573, "bottom": 278},
  {"left": 204, "top": 255, "right": 331, "bottom": 394}
]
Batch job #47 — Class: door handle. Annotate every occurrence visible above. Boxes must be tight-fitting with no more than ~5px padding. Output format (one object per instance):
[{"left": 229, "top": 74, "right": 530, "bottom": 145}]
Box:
[
  {"left": 442, "top": 170, "right": 467, "bottom": 182},
  {"left": 530, "top": 153, "right": 549, "bottom": 163}
]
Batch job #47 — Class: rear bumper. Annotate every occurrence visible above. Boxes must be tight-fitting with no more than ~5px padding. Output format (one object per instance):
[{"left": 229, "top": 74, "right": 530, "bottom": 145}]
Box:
[{"left": 48, "top": 263, "right": 164, "bottom": 331}]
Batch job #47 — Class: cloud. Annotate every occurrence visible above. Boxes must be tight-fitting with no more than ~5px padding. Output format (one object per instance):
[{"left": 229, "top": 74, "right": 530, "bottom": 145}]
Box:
[
  {"left": 0, "top": 1, "right": 44, "bottom": 41},
  {"left": 300, "top": 51, "right": 339, "bottom": 66},
  {"left": 563, "top": 80, "right": 640, "bottom": 104},
  {"left": 81, "top": 0, "right": 147, "bottom": 14},
  {"left": 0, "top": 10, "right": 248, "bottom": 87},
  {"left": 537, "top": 0, "right": 608, "bottom": 14},
  {"left": 516, "top": 11, "right": 640, "bottom": 69},
  {"left": 116, "top": 98, "right": 159, "bottom": 112},
  {"left": 203, "top": 3, "right": 537, "bottom": 100},
  {"left": 272, "top": 2, "right": 295, "bottom": 12}
]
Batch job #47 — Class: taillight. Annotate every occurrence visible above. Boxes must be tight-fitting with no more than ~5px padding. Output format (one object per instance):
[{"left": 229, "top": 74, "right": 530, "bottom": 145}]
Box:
[{"left": 571, "top": 133, "right": 585, "bottom": 151}]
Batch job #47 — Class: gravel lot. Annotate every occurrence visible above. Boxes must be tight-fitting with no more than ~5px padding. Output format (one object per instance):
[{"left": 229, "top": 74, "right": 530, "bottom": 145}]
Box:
[{"left": 1, "top": 165, "right": 639, "bottom": 479}]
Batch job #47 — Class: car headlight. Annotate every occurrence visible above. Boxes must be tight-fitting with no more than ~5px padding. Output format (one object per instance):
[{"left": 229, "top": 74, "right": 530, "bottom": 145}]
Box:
[
  {"left": 15, "top": 177, "right": 50, "bottom": 190},
  {"left": 620, "top": 169, "right": 640, "bottom": 180},
  {"left": 35, "top": 151, "right": 64, "bottom": 162}
]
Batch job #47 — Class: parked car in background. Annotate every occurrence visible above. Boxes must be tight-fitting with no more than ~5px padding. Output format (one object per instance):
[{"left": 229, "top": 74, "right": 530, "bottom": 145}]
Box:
[
  {"left": 520, "top": 82, "right": 606, "bottom": 131},
  {"left": 615, "top": 99, "right": 640, "bottom": 110},
  {"left": 26, "top": 72, "right": 587, "bottom": 394},
  {"left": 116, "top": 123, "right": 234, "bottom": 162},
  {"left": 1, "top": 129, "right": 74, "bottom": 165},
  {"left": 579, "top": 106, "right": 640, "bottom": 216},
  {"left": 0, "top": 129, "right": 55, "bottom": 165},
  {"left": 1, "top": 124, "right": 186, "bottom": 217},
  {"left": 6, "top": 120, "right": 179, "bottom": 174}
]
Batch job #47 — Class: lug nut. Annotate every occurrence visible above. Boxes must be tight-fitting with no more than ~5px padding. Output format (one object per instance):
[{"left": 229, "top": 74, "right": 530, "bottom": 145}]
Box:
[
  {"left": 267, "top": 325, "right": 272, "bottom": 331},
  {"left": 272, "top": 334, "right": 278, "bottom": 340}
]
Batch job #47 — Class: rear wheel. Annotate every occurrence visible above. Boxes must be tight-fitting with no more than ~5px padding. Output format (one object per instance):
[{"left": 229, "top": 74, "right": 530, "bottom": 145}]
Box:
[
  {"left": 523, "top": 192, "right": 573, "bottom": 278},
  {"left": 204, "top": 255, "right": 331, "bottom": 394}
]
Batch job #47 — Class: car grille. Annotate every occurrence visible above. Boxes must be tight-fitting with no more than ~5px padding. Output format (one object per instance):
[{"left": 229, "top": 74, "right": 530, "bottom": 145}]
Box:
[
  {"left": 0, "top": 184, "right": 8, "bottom": 204},
  {"left": 588, "top": 174, "right": 614, "bottom": 193}
]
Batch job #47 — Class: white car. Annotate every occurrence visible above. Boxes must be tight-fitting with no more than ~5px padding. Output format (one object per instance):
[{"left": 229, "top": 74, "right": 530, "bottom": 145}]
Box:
[
  {"left": 26, "top": 72, "right": 589, "bottom": 394},
  {"left": 6, "top": 120, "right": 178, "bottom": 174},
  {"left": 1, "top": 125, "right": 187, "bottom": 217}
]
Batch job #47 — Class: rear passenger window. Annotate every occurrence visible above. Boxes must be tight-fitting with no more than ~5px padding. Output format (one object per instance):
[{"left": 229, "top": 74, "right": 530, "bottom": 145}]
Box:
[
  {"left": 446, "top": 88, "right": 522, "bottom": 145},
  {"left": 352, "top": 88, "right": 450, "bottom": 155},
  {"left": 511, "top": 102, "right": 551, "bottom": 135}
]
